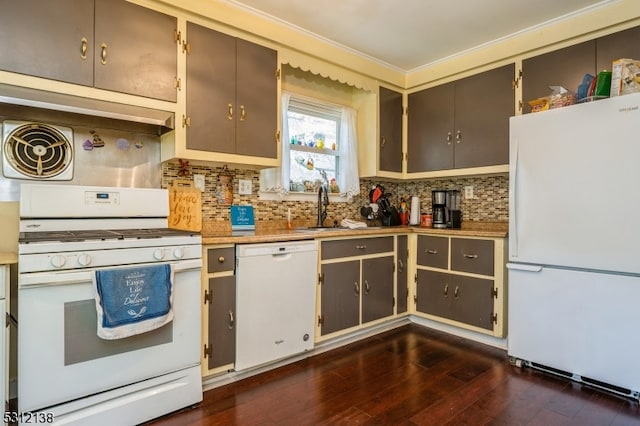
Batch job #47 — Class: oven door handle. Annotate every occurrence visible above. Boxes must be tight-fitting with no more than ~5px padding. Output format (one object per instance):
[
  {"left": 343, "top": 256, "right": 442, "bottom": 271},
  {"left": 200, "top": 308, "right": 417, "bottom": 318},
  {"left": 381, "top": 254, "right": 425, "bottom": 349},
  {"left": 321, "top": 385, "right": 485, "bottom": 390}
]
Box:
[{"left": 19, "top": 259, "right": 203, "bottom": 288}]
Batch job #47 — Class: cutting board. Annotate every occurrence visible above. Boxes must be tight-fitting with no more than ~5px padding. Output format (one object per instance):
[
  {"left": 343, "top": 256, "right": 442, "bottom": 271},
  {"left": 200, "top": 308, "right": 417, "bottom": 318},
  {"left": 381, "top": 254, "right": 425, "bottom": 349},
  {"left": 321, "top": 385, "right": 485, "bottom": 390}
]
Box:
[{"left": 168, "top": 179, "right": 202, "bottom": 232}]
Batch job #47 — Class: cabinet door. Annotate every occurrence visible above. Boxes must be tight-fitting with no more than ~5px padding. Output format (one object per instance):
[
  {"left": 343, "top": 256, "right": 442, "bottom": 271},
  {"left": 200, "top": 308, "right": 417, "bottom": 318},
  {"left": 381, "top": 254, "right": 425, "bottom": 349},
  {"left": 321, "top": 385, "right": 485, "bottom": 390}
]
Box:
[
  {"left": 0, "top": 0, "right": 94, "bottom": 86},
  {"left": 235, "top": 39, "right": 278, "bottom": 158},
  {"left": 207, "top": 275, "right": 236, "bottom": 369},
  {"left": 596, "top": 25, "right": 640, "bottom": 72},
  {"left": 379, "top": 87, "right": 403, "bottom": 173},
  {"left": 94, "top": 0, "right": 177, "bottom": 101},
  {"left": 321, "top": 261, "right": 360, "bottom": 335},
  {"left": 407, "top": 82, "right": 454, "bottom": 172},
  {"left": 522, "top": 41, "right": 595, "bottom": 112},
  {"left": 396, "top": 235, "right": 408, "bottom": 314},
  {"left": 450, "top": 275, "right": 494, "bottom": 330},
  {"left": 362, "top": 256, "right": 394, "bottom": 324},
  {"left": 453, "top": 63, "right": 514, "bottom": 168},
  {"left": 415, "top": 269, "right": 451, "bottom": 320},
  {"left": 185, "top": 22, "right": 236, "bottom": 153}
]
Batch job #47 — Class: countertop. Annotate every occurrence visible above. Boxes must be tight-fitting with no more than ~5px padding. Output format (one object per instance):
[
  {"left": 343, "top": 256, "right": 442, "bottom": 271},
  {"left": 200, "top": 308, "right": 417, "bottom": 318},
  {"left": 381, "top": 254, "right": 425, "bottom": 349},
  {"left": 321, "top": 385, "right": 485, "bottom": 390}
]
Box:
[
  {"left": 201, "top": 221, "right": 508, "bottom": 245},
  {"left": 0, "top": 252, "right": 17, "bottom": 265}
]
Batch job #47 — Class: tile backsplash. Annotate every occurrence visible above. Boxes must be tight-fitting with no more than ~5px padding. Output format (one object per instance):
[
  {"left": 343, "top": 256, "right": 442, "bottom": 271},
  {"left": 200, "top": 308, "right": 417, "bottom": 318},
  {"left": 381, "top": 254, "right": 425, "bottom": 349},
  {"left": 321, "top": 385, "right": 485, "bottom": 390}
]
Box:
[{"left": 162, "top": 161, "right": 508, "bottom": 225}]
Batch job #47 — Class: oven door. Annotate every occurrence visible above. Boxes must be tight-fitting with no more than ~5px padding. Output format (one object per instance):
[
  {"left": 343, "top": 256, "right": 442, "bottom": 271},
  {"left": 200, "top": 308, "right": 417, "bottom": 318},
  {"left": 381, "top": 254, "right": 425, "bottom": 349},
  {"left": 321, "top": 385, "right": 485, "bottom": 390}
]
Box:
[{"left": 18, "top": 259, "right": 201, "bottom": 412}]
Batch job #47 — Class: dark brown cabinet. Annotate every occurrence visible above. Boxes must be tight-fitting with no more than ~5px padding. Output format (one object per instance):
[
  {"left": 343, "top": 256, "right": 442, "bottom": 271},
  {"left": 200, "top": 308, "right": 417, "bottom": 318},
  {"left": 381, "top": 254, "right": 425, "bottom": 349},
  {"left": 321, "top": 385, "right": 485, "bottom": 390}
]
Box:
[
  {"left": 0, "top": 0, "right": 178, "bottom": 102},
  {"left": 185, "top": 22, "right": 278, "bottom": 158},
  {"left": 396, "top": 235, "right": 408, "bottom": 314},
  {"left": 319, "top": 236, "right": 395, "bottom": 337},
  {"left": 203, "top": 246, "right": 236, "bottom": 372},
  {"left": 378, "top": 87, "right": 404, "bottom": 173},
  {"left": 522, "top": 25, "right": 640, "bottom": 112},
  {"left": 414, "top": 234, "right": 506, "bottom": 337},
  {"left": 407, "top": 64, "right": 514, "bottom": 172}
]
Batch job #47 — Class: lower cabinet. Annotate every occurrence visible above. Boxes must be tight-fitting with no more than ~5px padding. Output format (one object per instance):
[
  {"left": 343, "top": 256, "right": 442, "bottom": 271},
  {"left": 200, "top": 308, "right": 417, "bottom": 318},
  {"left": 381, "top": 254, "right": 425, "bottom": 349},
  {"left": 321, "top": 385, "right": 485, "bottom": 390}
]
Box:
[
  {"left": 318, "top": 235, "right": 398, "bottom": 339},
  {"left": 414, "top": 234, "right": 507, "bottom": 337},
  {"left": 202, "top": 245, "right": 236, "bottom": 375}
]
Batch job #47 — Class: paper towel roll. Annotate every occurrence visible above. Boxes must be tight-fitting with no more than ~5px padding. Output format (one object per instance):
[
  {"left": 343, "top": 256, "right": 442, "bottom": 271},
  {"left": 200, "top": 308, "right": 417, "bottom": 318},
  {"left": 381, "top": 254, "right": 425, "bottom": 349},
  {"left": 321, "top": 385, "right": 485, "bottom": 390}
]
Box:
[{"left": 409, "top": 196, "right": 420, "bottom": 225}]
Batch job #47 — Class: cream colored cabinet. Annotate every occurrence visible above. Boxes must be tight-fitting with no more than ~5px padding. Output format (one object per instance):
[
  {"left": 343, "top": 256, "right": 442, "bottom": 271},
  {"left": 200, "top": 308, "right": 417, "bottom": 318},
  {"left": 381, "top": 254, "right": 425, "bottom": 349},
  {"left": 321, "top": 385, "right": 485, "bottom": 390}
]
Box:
[
  {"left": 317, "top": 235, "right": 400, "bottom": 340},
  {"left": 413, "top": 234, "right": 508, "bottom": 337},
  {"left": 201, "top": 245, "right": 236, "bottom": 376},
  {"left": 0, "top": 0, "right": 178, "bottom": 102}
]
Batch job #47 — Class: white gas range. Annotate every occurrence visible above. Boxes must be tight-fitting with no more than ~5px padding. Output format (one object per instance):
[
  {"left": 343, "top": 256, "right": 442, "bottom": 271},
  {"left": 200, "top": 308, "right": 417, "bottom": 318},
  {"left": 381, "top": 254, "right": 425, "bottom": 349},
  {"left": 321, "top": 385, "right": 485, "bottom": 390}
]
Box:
[{"left": 17, "top": 184, "right": 202, "bottom": 425}]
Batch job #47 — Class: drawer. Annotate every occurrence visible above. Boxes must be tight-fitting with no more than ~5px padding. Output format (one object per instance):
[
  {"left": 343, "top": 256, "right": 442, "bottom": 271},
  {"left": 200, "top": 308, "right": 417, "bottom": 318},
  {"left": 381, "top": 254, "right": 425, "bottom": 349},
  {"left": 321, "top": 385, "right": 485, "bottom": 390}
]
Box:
[
  {"left": 321, "top": 236, "right": 394, "bottom": 260},
  {"left": 416, "top": 235, "right": 448, "bottom": 269},
  {"left": 450, "top": 238, "right": 494, "bottom": 276},
  {"left": 207, "top": 247, "right": 235, "bottom": 273}
]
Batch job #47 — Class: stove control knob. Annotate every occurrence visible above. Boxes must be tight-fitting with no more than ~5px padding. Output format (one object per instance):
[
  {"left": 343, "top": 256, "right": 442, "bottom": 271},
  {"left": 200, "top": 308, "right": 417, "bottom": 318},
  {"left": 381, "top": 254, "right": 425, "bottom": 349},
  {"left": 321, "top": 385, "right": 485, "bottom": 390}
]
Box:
[
  {"left": 78, "top": 253, "right": 92, "bottom": 267},
  {"left": 153, "top": 249, "right": 165, "bottom": 261},
  {"left": 173, "top": 247, "right": 185, "bottom": 259},
  {"left": 50, "top": 255, "right": 66, "bottom": 268}
]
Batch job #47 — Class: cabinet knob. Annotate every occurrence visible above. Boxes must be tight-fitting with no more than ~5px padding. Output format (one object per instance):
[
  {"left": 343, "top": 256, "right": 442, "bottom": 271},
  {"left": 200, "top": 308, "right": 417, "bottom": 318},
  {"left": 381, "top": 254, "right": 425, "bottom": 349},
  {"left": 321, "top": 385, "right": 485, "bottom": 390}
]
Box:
[
  {"left": 356, "top": 245, "right": 367, "bottom": 250},
  {"left": 227, "top": 104, "right": 233, "bottom": 120},
  {"left": 100, "top": 43, "right": 108, "bottom": 65},
  {"left": 218, "top": 256, "right": 225, "bottom": 263},
  {"left": 228, "top": 310, "right": 234, "bottom": 329},
  {"left": 446, "top": 132, "right": 452, "bottom": 145},
  {"left": 456, "top": 130, "right": 462, "bottom": 143},
  {"left": 364, "top": 279, "right": 370, "bottom": 294},
  {"left": 443, "top": 283, "right": 449, "bottom": 297},
  {"left": 426, "top": 249, "right": 438, "bottom": 255},
  {"left": 463, "top": 253, "right": 479, "bottom": 259},
  {"left": 240, "top": 105, "right": 246, "bottom": 121},
  {"left": 454, "top": 286, "right": 460, "bottom": 299},
  {"left": 80, "top": 37, "right": 88, "bottom": 60},
  {"left": 354, "top": 281, "right": 360, "bottom": 296},
  {"left": 380, "top": 136, "right": 387, "bottom": 148}
]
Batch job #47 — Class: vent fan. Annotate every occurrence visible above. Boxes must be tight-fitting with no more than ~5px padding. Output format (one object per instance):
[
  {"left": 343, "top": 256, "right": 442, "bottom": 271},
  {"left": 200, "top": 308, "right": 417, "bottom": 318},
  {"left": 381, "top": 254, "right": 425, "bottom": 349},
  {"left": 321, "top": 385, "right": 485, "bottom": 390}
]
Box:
[{"left": 2, "top": 121, "right": 74, "bottom": 180}]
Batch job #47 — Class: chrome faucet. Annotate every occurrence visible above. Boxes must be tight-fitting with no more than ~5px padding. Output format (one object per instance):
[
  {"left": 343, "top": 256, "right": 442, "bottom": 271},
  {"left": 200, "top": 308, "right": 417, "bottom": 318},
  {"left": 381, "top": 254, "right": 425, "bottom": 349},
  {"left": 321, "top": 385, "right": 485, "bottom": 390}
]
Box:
[{"left": 316, "top": 170, "right": 329, "bottom": 227}]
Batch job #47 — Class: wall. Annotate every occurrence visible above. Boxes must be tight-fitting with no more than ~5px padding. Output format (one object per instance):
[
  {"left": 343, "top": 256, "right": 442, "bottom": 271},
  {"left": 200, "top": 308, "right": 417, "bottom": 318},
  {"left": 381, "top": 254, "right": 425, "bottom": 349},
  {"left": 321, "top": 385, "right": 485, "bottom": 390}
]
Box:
[{"left": 162, "top": 161, "right": 508, "bottom": 226}]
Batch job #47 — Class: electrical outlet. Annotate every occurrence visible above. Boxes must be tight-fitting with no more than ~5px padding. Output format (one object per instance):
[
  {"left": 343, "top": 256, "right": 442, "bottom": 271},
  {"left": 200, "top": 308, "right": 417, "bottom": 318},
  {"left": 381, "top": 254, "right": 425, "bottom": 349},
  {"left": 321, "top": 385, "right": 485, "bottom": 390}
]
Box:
[
  {"left": 238, "top": 179, "right": 252, "bottom": 195},
  {"left": 464, "top": 185, "right": 474, "bottom": 199},
  {"left": 193, "top": 174, "right": 205, "bottom": 192}
]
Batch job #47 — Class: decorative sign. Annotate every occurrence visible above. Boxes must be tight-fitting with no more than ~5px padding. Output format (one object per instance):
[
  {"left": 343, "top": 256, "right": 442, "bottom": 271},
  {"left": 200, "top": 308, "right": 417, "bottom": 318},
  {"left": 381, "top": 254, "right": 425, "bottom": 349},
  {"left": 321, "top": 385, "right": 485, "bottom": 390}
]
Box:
[
  {"left": 230, "top": 205, "right": 255, "bottom": 232},
  {"left": 168, "top": 179, "right": 202, "bottom": 232}
]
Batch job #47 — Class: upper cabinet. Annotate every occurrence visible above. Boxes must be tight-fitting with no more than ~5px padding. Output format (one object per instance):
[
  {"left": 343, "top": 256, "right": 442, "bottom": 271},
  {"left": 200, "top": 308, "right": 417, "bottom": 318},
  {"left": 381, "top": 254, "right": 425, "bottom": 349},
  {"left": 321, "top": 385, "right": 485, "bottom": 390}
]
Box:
[
  {"left": 0, "top": 0, "right": 178, "bottom": 102},
  {"left": 522, "top": 25, "right": 640, "bottom": 113},
  {"left": 184, "top": 22, "right": 278, "bottom": 160},
  {"left": 407, "top": 64, "right": 514, "bottom": 173},
  {"left": 378, "top": 87, "right": 403, "bottom": 173}
]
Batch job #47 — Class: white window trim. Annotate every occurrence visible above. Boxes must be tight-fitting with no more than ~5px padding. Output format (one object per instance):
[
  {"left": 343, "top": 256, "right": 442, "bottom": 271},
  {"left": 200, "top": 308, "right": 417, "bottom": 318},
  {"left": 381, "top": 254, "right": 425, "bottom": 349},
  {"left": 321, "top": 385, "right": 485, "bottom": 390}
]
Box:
[{"left": 259, "top": 91, "right": 360, "bottom": 203}]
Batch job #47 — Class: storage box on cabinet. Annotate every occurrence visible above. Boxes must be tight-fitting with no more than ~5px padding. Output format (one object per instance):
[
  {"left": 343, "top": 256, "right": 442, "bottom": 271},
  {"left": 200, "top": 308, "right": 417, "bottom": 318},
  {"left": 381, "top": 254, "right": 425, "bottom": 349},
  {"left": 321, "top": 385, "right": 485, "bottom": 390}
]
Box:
[
  {"left": 318, "top": 236, "right": 397, "bottom": 339},
  {"left": 414, "top": 235, "right": 507, "bottom": 337},
  {"left": 202, "top": 246, "right": 236, "bottom": 375}
]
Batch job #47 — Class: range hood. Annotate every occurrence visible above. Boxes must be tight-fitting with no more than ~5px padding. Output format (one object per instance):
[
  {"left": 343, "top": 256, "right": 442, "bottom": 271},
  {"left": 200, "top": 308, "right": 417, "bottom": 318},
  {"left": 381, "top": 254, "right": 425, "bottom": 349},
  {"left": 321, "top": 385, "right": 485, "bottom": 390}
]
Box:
[{"left": 0, "top": 84, "right": 175, "bottom": 134}]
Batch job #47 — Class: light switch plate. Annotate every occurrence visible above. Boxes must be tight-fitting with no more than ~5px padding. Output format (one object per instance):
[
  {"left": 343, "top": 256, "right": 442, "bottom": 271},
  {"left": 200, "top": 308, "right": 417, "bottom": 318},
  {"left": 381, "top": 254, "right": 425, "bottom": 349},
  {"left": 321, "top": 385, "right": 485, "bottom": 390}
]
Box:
[
  {"left": 464, "top": 185, "right": 474, "bottom": 199},
  {"left": 238, "top": 179, "right": 252, "bottom": 195},
  {"left": 193, "top": 174, "right": 205, "bottom": 192}
]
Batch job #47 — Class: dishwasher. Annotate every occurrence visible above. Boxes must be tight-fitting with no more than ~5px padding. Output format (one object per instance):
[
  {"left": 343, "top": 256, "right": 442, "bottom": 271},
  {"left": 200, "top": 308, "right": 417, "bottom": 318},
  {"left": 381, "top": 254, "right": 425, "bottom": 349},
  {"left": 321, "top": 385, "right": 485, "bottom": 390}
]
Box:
[{"left": 235, "top": 240, "right": 318, "bottom": 371}]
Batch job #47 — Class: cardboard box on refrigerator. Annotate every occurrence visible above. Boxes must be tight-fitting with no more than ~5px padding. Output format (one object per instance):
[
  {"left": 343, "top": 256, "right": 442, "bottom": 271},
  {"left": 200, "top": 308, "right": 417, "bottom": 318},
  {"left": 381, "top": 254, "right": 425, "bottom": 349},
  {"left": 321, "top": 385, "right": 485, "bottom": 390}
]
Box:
[{"left": 610, "top": 58, "right": 640, "bottom": 96}]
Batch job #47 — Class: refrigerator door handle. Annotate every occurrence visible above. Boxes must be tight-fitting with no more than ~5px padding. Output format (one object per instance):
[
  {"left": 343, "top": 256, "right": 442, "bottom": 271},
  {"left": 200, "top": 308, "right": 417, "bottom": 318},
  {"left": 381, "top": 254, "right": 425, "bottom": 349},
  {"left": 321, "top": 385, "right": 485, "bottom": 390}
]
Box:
[
  {"left": 506, "top": 263, "right": 543, "bottom": 273},
  {"left": 510, "top": 138, "right": 519, "bottom": 258}
]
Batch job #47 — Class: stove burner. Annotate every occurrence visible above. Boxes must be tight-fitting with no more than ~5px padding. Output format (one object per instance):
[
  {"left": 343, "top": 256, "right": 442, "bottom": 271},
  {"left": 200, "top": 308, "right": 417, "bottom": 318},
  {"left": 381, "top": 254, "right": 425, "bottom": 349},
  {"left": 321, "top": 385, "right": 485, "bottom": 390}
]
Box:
[{"left": 19, "top": 228, "right": 198, "bottom": 244}]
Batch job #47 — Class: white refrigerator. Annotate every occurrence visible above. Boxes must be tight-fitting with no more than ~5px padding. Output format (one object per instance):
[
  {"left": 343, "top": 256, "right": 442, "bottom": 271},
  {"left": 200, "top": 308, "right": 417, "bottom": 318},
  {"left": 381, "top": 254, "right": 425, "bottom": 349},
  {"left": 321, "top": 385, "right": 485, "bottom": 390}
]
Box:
[{"left": 508, "top": 92, "right": 640, "bottom": 399}]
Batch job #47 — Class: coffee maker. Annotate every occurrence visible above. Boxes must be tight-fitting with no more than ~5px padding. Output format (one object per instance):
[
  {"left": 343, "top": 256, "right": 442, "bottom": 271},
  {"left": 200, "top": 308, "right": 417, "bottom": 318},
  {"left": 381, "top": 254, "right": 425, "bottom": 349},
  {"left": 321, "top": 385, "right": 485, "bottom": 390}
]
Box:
[
  {"left": 431, "top": 190, "right": 447, "bottom": 229},
  {"left": 446, "top": 190, "right": 462, "bottom": 229}
]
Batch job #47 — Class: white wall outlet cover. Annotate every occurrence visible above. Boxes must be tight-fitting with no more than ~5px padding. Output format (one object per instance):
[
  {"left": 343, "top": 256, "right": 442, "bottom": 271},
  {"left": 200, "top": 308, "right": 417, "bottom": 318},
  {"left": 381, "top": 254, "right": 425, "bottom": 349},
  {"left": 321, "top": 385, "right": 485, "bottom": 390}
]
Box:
[
  {"left": 464, "top": 185, "right": 474, "bottom": 199},
  {"left": 239, "top": 179, "right": 252, "bottom": 195},
  {"left": 193, "top": 174, "right": 205, "bottom": 192}
]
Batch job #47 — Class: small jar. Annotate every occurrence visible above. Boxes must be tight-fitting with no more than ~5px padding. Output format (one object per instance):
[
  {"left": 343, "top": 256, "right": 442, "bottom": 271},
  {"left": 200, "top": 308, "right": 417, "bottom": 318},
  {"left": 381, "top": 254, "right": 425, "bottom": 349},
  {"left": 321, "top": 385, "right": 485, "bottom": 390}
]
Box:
[{"left": 421, "top": 213, "right": 433, "bottom": 228}]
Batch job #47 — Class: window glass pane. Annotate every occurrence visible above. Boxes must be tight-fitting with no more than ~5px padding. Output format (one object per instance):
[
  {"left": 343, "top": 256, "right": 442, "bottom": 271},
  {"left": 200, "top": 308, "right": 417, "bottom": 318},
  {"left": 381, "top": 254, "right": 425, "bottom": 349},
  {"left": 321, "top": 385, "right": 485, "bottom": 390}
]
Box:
[{"left": 287, "top": 107, "right": 340, "bottom": 192}]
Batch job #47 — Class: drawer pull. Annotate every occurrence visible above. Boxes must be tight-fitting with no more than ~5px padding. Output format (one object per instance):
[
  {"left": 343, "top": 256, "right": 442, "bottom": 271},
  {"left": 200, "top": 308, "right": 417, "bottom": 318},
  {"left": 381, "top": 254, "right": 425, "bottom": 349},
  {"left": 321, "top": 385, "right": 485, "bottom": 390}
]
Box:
[
  {"left": 354, "top": 281, "right": 360, "bottom": 296},
  {"left": 443, "top": 283, "right": 449, "bottom": 297},
  {"left": 218, "top": 256, "right": 226, "bottom": 263},
  {"left": 426, "top": 249, "right": 438, "bottom": 255},
  {"left": 463, "top": 253, "right": 478, "bottom": 259},
  {"left": 356, "top": 245, "right": 367, "bottom": 250},
  {"left": 228, "top": 310, "right": 234, "bottom": 329}
]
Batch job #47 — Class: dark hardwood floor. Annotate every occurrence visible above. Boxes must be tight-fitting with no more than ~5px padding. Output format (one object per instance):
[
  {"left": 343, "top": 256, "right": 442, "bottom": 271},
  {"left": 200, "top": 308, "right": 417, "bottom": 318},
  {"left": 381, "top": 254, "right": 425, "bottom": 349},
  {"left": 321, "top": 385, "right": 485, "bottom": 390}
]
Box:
[{"left": 148, "top": 324, "right": 640, "bottom": 425}]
